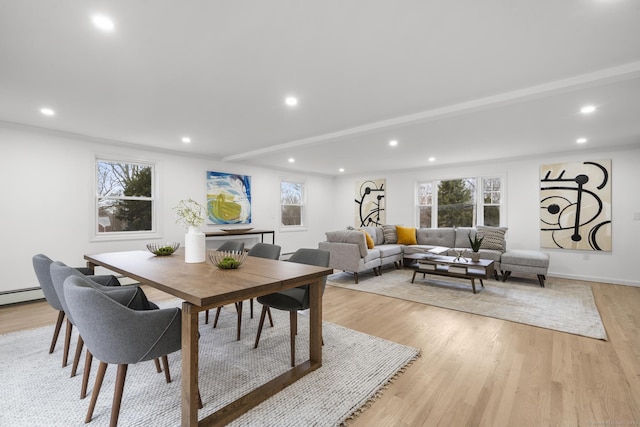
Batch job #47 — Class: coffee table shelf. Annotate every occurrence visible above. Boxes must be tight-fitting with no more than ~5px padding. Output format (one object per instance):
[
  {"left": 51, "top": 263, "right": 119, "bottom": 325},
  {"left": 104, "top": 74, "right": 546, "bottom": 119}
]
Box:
[{"left": 410, "top": 255, "right": 495, "bottom": 294}]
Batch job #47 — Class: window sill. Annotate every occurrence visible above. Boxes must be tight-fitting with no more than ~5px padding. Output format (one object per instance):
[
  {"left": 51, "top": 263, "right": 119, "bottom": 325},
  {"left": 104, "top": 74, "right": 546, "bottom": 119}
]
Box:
[
  {"left": 91, "top": 231, "right": 161, "bottom": 242},
  {"left": 279, "top": 226, "right": 308, "bottom": 233}
]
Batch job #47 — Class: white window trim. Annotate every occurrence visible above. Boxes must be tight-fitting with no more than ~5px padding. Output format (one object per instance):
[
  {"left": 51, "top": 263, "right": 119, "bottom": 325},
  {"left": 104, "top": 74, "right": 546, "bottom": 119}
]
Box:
[{"left": 90, "top": 155, "right": 162, "bottom": 242}]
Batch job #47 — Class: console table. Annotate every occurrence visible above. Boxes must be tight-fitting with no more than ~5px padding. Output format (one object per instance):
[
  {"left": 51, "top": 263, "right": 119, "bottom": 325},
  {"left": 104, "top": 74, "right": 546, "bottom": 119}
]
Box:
[
  {"left": 204, "top": 229, "right": 275, "bottom": 244},
  {"left": 411, "top": 255, "right": 494, "bottom": 294}
]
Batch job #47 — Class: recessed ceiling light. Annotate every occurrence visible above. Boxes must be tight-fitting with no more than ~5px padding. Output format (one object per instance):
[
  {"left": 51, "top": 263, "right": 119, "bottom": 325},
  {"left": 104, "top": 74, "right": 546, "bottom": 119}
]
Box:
[
  {"left": 580, "top": 105, "right": 596, "bottom": 114},
  {"left": 339, "top": 168, "right": 345, "bottom": 173},
  {"left": 389, "top": 140, "right": 398, "bottom": 147},
  {"left": 428, "top": 157, "right": 436, "bottom": 162},
  {"left": 576, "top": 137, "right": 587, "bottom": 144},
  {"left": 182, "top": 137, "right": 191, "bottom": 143},
  {"left": 285, "top": 97, "right": 298, "bottom": 107},
  {"left": 288, "top": 158, "right": 295, "bottom": 163},
  {"left": 40, "top": 107, "right": 55, "bottom": 116},
  {"left": 92, "top": 14, "right": 115, "bottom": 32}
]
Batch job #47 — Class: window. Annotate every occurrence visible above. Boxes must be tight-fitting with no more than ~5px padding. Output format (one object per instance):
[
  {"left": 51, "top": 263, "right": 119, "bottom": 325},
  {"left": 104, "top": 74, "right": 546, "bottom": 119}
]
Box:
[
  {"left": 482, "top": 177, "right": 501, "bottom": 226},
  {"left": 280, "top": 180, "right": 305, "bottom": 227},
  {"left": 95, "top": 158, "right": 155, "bottom": 236},
  {"left": 416, "top": 182, "right": 433, "bottom": 228},
  {"left": 416, "top": 176, "right": 504, "bottom": 228}
]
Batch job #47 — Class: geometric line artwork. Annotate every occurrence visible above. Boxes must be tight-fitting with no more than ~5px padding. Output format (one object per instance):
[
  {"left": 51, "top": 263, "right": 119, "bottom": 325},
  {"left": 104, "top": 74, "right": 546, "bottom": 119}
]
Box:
[{"left": 540, "top": 159, "right": 611, "bottom": 251}]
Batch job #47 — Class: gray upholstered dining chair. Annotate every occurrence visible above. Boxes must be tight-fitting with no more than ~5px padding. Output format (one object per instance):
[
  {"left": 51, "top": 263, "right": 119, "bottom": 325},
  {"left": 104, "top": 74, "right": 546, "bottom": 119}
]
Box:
[
  {"left": 32, "top": 254, "right": 119, "bottom": 368},
  {"left": 204, "top": 240, "right": 246, "bottom": 328},
  {"left": 63, "top": 274, "right": 185, "bottom": 427},
  {"left": 211, "top": 242, "right": 282, "bottom": 341},
  {"left": 50, "top": 261, "right": 161, "bottom": 399},
  {"left": 253, "top": 248, "right": 330, "bottom": 367}
]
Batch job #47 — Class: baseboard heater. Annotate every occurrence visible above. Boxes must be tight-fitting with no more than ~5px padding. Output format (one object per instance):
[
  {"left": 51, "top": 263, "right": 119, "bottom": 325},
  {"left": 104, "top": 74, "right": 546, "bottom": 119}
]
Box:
[{"left": 0, "top": 287, "right": 45, "bottom": 306}]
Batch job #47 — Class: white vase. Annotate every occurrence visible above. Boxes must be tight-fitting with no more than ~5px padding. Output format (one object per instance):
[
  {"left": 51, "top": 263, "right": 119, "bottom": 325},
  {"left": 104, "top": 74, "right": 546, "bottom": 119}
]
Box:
[{"left": 184, "top": 226, "right": 205, "bottom": 263}]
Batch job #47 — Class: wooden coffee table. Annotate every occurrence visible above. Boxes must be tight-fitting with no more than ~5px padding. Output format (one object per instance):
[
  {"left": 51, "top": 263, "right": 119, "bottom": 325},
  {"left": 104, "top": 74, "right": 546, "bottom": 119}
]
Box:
[{"left": 410, "top": 255, "right": 494, "bottom": 294}]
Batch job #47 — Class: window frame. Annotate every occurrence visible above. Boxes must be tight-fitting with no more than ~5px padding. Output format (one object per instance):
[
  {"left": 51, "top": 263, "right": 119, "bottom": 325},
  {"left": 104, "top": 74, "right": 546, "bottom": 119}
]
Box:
[
  {"left": 415, "top": 174, "right": 506, "bottom": 228},
  {"left": 91, "top": 155, "right": 161, "bottom": 242},
  {"left": 279, "top": 179, "right": 307, "bottom": 231}
]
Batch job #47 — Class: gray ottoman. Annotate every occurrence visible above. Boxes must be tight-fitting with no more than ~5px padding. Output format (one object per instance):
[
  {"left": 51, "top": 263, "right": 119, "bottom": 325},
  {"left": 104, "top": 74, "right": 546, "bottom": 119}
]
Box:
[{"left": 501, "top": 249, "right": 550, "bottom": 287}]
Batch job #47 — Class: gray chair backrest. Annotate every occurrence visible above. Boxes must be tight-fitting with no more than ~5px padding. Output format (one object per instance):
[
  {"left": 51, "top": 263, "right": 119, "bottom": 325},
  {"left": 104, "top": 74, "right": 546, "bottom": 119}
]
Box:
[
  {"left": 247, "top": 243, "right": 281, "bottom": 260},
  {"left": 217, "top": 241, "right": 245, "bottom": 252},
  {"left": 287, "top": 248, "right": 331, "bottom": 306},
  {"left": 63, "top": 275, "right": 182, "bottom": 364},
  {"left": 33, "top": 254, "right": 63, "bottom": 312}
]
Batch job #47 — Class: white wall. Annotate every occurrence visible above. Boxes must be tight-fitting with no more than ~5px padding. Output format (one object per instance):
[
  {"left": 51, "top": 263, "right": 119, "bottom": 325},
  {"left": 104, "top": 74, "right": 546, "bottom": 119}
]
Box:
[
  {"left": 331, "top": 146, "right": 640, "bottom": 286},
  {"left": 0, "top": 126, "right": 335, "bottom": 298}
]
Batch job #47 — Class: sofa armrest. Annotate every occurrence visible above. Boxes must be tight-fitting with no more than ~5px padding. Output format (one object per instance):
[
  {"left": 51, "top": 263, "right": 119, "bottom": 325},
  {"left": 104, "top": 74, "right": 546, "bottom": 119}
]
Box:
[{"left": 319, "top": 241, "right": 363, "bottom": 272}]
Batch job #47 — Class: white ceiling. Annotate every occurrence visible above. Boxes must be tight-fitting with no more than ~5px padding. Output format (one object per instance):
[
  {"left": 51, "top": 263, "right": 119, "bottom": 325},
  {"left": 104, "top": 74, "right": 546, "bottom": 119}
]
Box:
[{"left": 1, "top": 1, "right": 639, "bottom": 176}]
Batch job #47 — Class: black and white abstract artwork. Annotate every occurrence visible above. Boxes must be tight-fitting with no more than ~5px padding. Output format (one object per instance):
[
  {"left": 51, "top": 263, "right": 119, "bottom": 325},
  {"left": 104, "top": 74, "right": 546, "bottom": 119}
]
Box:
[
  {"left": 540, "top": 159, "right": 612, "bottom": 251},
  {"left": 355, "top": 179, "right": 386, "bottom": 227}
]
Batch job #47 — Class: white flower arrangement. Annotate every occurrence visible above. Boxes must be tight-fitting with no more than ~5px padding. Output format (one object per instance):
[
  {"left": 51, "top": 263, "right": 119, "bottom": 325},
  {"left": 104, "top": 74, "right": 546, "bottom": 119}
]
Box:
[{"left": 174, "top": 198, "right": 206, "bottom": 228}]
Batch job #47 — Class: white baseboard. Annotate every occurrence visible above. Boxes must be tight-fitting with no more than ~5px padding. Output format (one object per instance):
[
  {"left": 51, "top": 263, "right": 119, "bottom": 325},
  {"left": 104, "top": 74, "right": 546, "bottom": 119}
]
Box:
[
  {"left": 548, "top": 272, "right": 640, "bottom": 287},
  {"left": 0, "top": 288, "right": 45, "bottom": 306}
]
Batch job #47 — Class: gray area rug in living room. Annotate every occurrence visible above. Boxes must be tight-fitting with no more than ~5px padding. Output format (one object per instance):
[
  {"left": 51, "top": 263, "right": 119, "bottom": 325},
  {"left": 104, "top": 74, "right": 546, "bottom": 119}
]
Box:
[
  {"left": 328, "top": 268, "right": 607, "bottom": 340},
  {"left": 0, "top": 301, "right": 419, "bottom": 427}
]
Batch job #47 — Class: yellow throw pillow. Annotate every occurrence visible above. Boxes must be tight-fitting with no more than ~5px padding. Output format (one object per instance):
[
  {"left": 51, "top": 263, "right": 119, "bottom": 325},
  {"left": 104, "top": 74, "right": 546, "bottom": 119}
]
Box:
[
  {"left": 359, "top": 229, "right": 375, "bottom": 249},
  {"left": 396, "top": 226, "right": 417, "bottom": 245}
]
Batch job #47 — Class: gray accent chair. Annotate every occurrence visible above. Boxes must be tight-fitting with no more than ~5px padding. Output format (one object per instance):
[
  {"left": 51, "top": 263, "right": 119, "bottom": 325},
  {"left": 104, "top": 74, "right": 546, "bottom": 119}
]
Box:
[
  {"left": 50, "top": 261, "right": 161, "bottom": 399},
  {"left": 253, "top": 248, "right": 330, "bottom": 367},
  {"left": 212, "top": 242, "right": 282, "bottom": 340},
  {"left": 204, "top": 240, "right": 246, "bottom": 326},
  {"left": 63, "top": 274, "right": 184, "bottom": 427}
]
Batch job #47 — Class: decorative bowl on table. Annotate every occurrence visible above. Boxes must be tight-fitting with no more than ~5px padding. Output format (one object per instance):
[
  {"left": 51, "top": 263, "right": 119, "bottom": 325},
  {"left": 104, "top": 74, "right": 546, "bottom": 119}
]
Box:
[
  {"left": 220, "top": 227, "right": 253, "bottom": 234},
  {"left": 209, "top": 250, "right": 248, "bottom": 269},
  {"left": 146, "top": 242, "right": 180, "bottom": 256}
]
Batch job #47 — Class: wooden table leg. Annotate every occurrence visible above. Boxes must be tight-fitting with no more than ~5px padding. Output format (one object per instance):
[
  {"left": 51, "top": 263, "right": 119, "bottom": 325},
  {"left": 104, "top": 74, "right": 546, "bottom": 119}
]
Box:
[
  {"left": 181, "top": 302, "right": 199, "bottom": 427},
  {"left": 471, "top": 278, "right": 476, "bottom": 294},
  {"left": 309, "top": 278, "right": 323, "bottom": 364}
]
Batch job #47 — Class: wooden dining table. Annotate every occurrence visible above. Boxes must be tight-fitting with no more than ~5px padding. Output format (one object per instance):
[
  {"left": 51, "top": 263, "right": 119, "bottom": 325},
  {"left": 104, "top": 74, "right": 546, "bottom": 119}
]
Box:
[{"left": 84, "top": 249, "right": 332, "bottom": 426}]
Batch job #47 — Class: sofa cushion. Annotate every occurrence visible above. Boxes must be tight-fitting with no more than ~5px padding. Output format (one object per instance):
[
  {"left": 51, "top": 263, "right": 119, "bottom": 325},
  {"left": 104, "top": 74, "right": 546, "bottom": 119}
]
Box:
[
  {"left": 454, "top": 227, "right": 477, "bottom": 248},
  {"left": 477, "top": 226, "right": 508, "bottom": 251},
  {"left": 361, "top": 226, "right": 381, "bottom": 246},
  {"left": 396, "top": 226, "right": 417, "bottom": 245},
  {"left": 374, "top": 227, "right": 385, "bottom": 245},
  {"left": 363, "top": 248, "right": 381, "bottom": 263},
  {"left": 382, "top": 225, "right": 398, "bottom": 244},
  {"left": 416, "top": 228, "right": 455, "bottom": 247},
  {"left": 326, "top": 230, "right": 368, "bottom": 257},
  {"left": 376, "top": 244, "right": 403, "bottom": 257},
  {"left": 360, "top": 229, "right": 375, "bottom": 249}
]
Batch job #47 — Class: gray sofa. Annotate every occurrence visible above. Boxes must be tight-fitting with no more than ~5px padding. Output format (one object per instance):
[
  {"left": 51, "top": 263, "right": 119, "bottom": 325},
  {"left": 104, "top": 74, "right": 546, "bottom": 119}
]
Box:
[{"left": 319, "top": 225, "right": 506, "bottom": 283}]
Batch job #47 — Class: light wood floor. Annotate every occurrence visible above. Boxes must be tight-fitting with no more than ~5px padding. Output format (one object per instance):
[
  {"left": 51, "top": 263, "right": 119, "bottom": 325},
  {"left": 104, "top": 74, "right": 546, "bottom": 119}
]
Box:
[{"left": 1, "top": 275, "right": 639, "bottom": 426}]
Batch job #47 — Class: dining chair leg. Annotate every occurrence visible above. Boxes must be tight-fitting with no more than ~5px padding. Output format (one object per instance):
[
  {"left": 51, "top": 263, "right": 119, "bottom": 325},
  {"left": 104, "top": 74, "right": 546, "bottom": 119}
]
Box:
[
  {"left": 254, "top": 306, "right": 268, "bottom": 349},
  {"left": 250, "top": 298, "right": 254, "bottom": 318},
  {"left": 290, "top": 311, "right": 297, "bottom": 367},
  {"left": 81, "top": 350, "right": 93, "bottom": 399},
  {"left": 63, "top": 319, "right": 73, "bottom": 367},
  {"left": 50, "top": 310, "right": 65, "bottom": 354},
  {"left": 71, "top": 335, "right": 84, "bottom": 377},
  {"left": 267, "top": 306, "right": 274, "bottom": 327},
  {"left": 111, "top": 364, "right": 128, "bottom": 427},
  {"left": 213, "top": 307, "right": 223, "bottom": 328},
  {"left": 161, "top": 355, "right": 171, "bottom": 383},
  {"left": 197, "top": 387, "right": 203, "bottom": 409},
  {"left": 86, "top": 361, "right": 108, "bottom": 423},
  {"left": 204, "top": 309, "right": 210, "bottom": 324},
  {"left": 154, "top": 358, "right": 162, "bottom": 373},
  {"left": 235, "top": 301, "right": 243, "bottom": 341}
]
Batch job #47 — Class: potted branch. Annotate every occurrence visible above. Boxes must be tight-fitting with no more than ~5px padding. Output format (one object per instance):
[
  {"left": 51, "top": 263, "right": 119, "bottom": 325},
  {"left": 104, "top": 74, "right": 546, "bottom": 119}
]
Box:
[
  {"left": 468, "top": 232, "right": 484, "bottom": 262},
  {"left": 174, "top": 199, "right": 206, "bottom": 263}
]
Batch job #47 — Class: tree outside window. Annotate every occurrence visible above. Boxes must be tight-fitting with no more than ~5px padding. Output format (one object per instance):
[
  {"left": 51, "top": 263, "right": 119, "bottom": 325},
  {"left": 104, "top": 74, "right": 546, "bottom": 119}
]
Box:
[
  {"left": 97, "top": 160, "right": 154, "bottom": 233},
  {"left": 437, "top": 178, "right": 476, "bottom": 227},
  {"left": 280, "top": 181, "right": 304, "bottom": 227}
]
